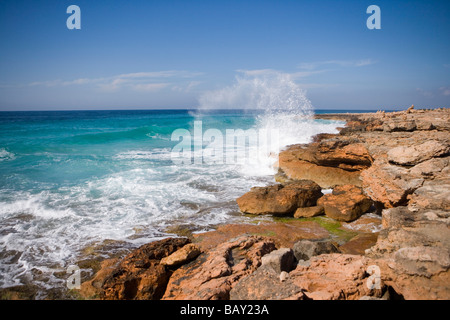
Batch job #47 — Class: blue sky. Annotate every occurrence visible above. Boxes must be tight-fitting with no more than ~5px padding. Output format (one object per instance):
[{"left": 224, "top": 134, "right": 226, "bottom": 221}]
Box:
[{"left": 0, "top": 0, "right": 449, "bottom": 111}]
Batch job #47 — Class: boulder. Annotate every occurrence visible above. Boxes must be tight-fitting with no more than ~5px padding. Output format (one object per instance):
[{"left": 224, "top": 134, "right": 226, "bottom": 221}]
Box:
[
  {"left": 230, "top": 266, "right": 306, "bottom": 300},
  {"left": 387, "top": 140, "right": 450, "bottom": 166},
  {"left": 361, "top": 160, "right": 424, "bottom": 208},
  {"left": 383, "top": 120, "right": 417, "bottom": 132},
  {"left": 317, "top": 185, "right": 373, "bottom": 222},
  {"left": 276, "top": 160, "right": 362, "bottom": 188},
  {"left": 162, "top": 236, "right": 276, "bottom": 300},
  {"left": 293, "top": 239, "right": 340, "bottom": 261},
  {"left": 236, "top": 180, "right": 322, "bottom": 215},
  {"left": 100, "top": 237, "right": 190, "bottom": 300},
  {"left": 277, "top": 139, "right": 372, "bottom": 188},
  {"left": 294, "top": 205, "right": 324, "bottom": 218},
  {"left": 407, "top": 177, "right": 450, "bottom": 211},
  {"left": 261, "top": 248, "right": 296, "bottom": 273},
  {"left": 338, "top": 233, "right": 379, "bottom": 255},
  {"left": 290, "top": 254, "right": 385, "bottom": 300},
  {"left": 160, "top": 243, "right": 201, "bottom": 267}
]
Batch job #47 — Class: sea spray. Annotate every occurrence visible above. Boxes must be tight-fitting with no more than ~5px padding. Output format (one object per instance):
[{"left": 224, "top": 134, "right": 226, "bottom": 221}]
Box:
[{"left": 195, "top": 70, "right": 335, "bottom": 175}]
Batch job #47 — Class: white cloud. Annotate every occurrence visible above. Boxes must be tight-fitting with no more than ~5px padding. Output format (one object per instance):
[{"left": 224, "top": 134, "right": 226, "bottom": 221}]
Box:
[
  {"left": 23, "top": 70, "right": 203, "bottom": 93},
  {"left": 298, "top": 59, "right": 377, "bottom": 70},
  {"left": 416, "top": 88, "right": 434, "bottom": 98},
  {"left": 132, "top": 83, "right": 170, "bottom": 92},
  {"left": 440, "top": 87, "right": 450, "bottom": 96}
]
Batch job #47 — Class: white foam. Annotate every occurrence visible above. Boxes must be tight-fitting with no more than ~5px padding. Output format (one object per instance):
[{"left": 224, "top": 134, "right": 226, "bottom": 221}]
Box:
[{"left": 0, "top": 148, "right": 15, "bottom": 161}]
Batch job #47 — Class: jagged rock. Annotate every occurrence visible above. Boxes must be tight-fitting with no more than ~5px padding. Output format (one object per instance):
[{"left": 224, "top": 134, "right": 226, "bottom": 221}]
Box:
[
  {"left": 277, "top": 139, "right": 372, "bottom": 188},
  {"left": 293, "top": 239, "right": 340, "bottom": 261},
  {"left": 229, "top": 266, "right": 306, "bottom": 300},
  {"left": 407, "top": 177, "right": 450, "bottom": 211},
  {"left": 317, "top": 185, "right": 373, "bottom": 222},
  {"left": 261, "top": 248, "right": 296, "bottom": 273},
  {"left": 160, "top": 243, "right": 201, "bottom": 267},
  {"left": 294, "top": 205, "right": 324, "bottom": 218},
  {"left": 290, "top": 254, "right": 385, "bottom": 300},
  {"left": 276, "top": 159, "right": 362, "bottom": 188},
  {"left": 361, "top": 160, "right": 424, "bottom": 208},
  {"left": 387, "top": 140, "right": 450, "bottom": 166},
  {"left": 100, "top": 237, "right": 190, "bottom": 300},
  {"left": 80, "top": 258, "right": 119, "bottom": 299},
  {"left": 383, "top": 120, "right": 417, "bottom": 132},
  {"left": 408, "top": 156, "right": 449, "bottom": 178},
  {"left": 162, "top": 236, "right": 276, "bottom": 300},
  {"left": 236, "top": 180, "right": 322, "bottom": 215}
]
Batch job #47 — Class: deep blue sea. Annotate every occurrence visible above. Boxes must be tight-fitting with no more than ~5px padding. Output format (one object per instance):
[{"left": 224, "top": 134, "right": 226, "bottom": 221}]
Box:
[{"left": 0, "top": 109, "right": 346, "bottom": 296}]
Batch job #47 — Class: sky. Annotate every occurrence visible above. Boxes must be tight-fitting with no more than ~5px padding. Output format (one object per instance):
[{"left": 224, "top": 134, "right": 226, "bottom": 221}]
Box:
[{"left": 0, "top": 0, "right": 449, "bottom": 111}]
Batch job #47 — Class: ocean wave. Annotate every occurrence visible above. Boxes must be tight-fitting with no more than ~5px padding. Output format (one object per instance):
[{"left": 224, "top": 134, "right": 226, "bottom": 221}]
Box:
[{"left": 0, "top": 148, "right": 15, "bottom": 162}]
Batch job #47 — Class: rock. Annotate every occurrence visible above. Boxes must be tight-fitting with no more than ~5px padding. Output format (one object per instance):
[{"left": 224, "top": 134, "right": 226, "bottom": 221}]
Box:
[
  {"left": 261, "top": 248, "right": 296, "bottom": 273},
  {"left": 192, "top": 221, "right": 330, "bottom": 250},
  {"left": 160, "top": 243, "right": 201, "bottom": 267},
  {"left": 279, "top": 271, "right": 289, "bottom": 282},
  {"left": 383, "top": 120, "right": 417, "bottom": 132},
  {"left": 387, "top": 140, "right": 450, "bottom": 166},
  {"left": 290, "top": 254, "right": 385, "bottom": 300},
  {"left": 277, "top": 139, "right": 372, "bottom": 188},
  {"left": 294, "top": 205, "right": 324, "bottom": 218},
  {"left": 162, "top": 236, "right": 276, "bottom": 300},
  {"left": 338, "top": 233, "right": 379, "bottom": 255},
  {"left": 100, "top": 237, "right": 190, "bottom": 300},
  {"left": 407, "top": 177, "right": 450, "bottom": 211},
  {"left": 236, "top": 180, "right": 322, "bottom": 216},
  {"left": 341, "top": 213, "right": 382, "bottom": 233},
  {"left": 317, "top": 185, "right": 373, "bottom": 222},
  {"left": 80, "top": 258, "right": 119, "bottom": 299},
  {"left": 230, "top": 266, "right": 306, "bottom": 300},
  {"left": 293, "top": 239, "right": 340, "bottom": 261},
  {"left": 408, "top": 156, "right": 449, "bottom": 177},
  {"left": 276, "top": 159, "right": 362, "bottom": 188},
  {"left": 361, "top": 160, "right": 424, "bottom": 208}
]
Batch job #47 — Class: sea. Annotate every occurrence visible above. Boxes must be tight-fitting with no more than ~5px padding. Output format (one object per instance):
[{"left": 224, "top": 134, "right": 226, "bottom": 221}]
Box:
[{"left": 0, "top": 107, "right": 354, "bottom": 297}]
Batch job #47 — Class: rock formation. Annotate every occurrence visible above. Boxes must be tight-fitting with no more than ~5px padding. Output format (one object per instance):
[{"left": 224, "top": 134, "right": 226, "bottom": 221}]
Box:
[{"left": 79, "top": 107, "right": 450, "bottom": 300}]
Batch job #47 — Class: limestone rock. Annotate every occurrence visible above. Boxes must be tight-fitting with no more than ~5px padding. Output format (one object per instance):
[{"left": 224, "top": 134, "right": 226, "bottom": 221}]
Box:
[
  {"left": 277, "top": 139, "right": 372, "bottom": 188},
  {"left": 261, "top": 248, "right": 296, "bottom": 273},
  {"left": 236, "top": 180, "right": 322, "bottom": 216},
  {"left": 162, "top": 236, "right": 276, "bottom": 300},
  {"left": 293, "top": 239, "right": 340, "bottom": 261},
  {"left": 100, "top": 237, "right": 190, "bottom": 300},
  {"left": 294, "top": 205, "right": 324, "bottom": 218},
  {"left": 230, "top": 266, "right": 306, "bottom": 300},
  {"left": 361, "top": 160, "right": 424, "bottom": 208},
  {"left": 290, "top": 254, "right": 385, "bottom": 300},
  {"left": 317, "top": 185, "right": 373, "bottom": 222},
  {"left": 407, "top": 177, "right": 450, "bottom": 211},
  {"left": 160, "top": 243, "right": 201, "bottom": 267},
  {"left": 387, "top": 140, "right": 450, "bottom": 166}
]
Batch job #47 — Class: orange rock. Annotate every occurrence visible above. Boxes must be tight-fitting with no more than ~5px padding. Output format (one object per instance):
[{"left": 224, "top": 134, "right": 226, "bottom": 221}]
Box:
[
  {"left": 162, "top": 236, "right": 276, "bottom": 300},
  {"left": 236, "top": 180, "right": 322, "bottom": 215},
  {"left": 100, "top": 237, "right": 190, "bottom": 300},
  {"left": 317, "top": 185, "right": 372, "bottom": 222}
]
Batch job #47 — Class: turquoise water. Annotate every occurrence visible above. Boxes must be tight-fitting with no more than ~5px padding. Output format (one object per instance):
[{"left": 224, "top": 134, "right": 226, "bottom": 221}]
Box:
[{"left": 0, "top": 109, "right": 344, "bottom": 296}]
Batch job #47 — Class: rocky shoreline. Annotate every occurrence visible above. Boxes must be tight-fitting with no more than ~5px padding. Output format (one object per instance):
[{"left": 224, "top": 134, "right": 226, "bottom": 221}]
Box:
[{"left": 54, "top": 107, "right": 450, "bottom": 300}]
